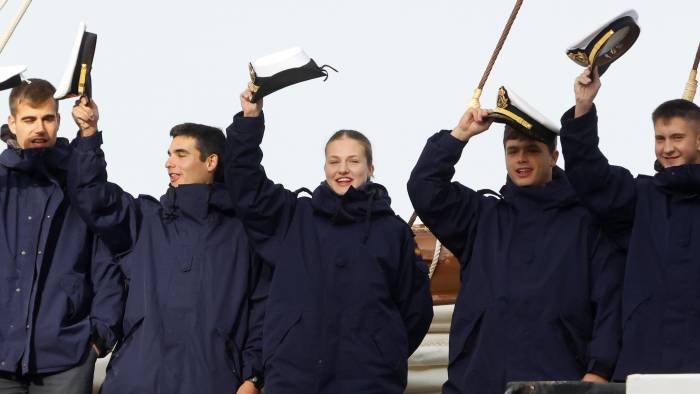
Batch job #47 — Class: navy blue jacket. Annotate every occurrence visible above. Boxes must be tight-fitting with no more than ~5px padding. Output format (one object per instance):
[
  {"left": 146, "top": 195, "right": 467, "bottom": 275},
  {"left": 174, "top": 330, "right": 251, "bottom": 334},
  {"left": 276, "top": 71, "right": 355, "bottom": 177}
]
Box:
[
  {"left": 66, "top": 133, "right": 267, "bottom": 394},
  {"left": 407, "top": 130, "right": 625, "bottom": 394},
  {"left": 0, "top": 141, "right": 123, "bottom": 375},
  {"left": 224, "top": 112, "right": 433, "bottom": 394},
  {"left": 561, "top": 105, "right": 700, "bottom": 379}
]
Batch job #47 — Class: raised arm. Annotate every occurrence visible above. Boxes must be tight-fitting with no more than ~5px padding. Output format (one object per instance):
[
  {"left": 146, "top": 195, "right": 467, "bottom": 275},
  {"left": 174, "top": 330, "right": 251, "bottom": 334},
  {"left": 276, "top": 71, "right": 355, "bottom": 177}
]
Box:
[
  {"left": 224, "top": 85, "right": 298, "bottom": 263},
  {"left": 407, "top": 107, "right": 496, "bottom": 259},
  {"left": 560, "top": 68, "right": 637, "bottom": 247},
  {"left": 68, "top": 98, "right": 140, "bottom": 255}
]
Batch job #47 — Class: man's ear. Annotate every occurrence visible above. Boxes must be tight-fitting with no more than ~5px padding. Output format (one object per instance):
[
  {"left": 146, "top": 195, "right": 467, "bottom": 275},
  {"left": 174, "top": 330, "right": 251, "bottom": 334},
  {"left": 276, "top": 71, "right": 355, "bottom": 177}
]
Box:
[
  {"left": 206, "top": 154, "right": 219, "bottom": 173},
  {"left": 8, "top": 115, "right": 15, "bottom": 133},
  {"left": 551, "top": 149, "right": 560, "bottom": 167}
]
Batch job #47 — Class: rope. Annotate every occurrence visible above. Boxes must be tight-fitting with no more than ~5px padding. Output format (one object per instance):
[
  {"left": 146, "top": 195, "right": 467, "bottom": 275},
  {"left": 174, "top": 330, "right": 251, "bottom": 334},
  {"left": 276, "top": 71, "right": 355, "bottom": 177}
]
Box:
[
  {"left": 428, "top": 239, "right": 442, "bottom": 279},
  {"left": 407, "top": 211, "right": 418, "bottom": 227},
  {"left": 469, "top": 0, "right": 525, "bottom": 108},
  {"left": 407, "top": 214, "right": 441, "bottom": 279},
  {"left": 0, "top": 0, "right": 32, "bottom": 54},
  {"left": 683, "top": 42, "right": 700, "bottom": 102}
]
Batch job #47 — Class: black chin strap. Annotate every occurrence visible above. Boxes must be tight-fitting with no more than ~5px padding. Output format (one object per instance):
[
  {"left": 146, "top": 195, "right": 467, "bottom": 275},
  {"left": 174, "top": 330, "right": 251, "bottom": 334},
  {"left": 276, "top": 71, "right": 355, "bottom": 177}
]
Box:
[{"left": 319, "top": 65, "right": 339, "bottom": 81}]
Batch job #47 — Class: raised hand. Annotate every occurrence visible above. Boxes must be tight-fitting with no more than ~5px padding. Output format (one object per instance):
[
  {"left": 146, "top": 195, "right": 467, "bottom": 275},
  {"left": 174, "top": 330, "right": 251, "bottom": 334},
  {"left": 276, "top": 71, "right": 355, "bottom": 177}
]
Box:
[
  {"left": 240, "top": 82, "right": 263, "bottom": 118},
  {"left": 72, "top": 96, "right": 99, "bottom": 137},
  {"left": 574, "top": 66, "right": 601, "bottom": 118},
  {"left": 451, "top": 107, "right": 494, "bottom": 142}
]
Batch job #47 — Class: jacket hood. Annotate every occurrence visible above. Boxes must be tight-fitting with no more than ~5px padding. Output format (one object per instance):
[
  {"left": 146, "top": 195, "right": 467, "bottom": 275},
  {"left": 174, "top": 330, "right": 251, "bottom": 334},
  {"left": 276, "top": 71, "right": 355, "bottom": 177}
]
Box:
[
  {"left": 160, "top": 183, "right": 236, "bottom": 221},
  {"left": 311, "top": 181, "right": 395, "bottom": 244},
  {"left": 0, "top": 137, "right": 72, "bottom": 183}
]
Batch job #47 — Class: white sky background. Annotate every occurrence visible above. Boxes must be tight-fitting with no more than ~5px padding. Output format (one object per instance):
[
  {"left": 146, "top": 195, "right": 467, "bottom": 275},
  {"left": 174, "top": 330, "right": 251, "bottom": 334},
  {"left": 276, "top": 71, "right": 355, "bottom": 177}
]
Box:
[{"left": 0, "top": 0, "right": 698, "bottom": 220}]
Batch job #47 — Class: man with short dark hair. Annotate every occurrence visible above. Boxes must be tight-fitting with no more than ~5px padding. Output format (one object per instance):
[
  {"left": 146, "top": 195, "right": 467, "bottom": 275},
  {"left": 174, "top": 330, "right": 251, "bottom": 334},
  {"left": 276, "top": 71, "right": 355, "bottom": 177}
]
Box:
[
  {"left": 560, "top": 67, "right": 700, "bottom": 379},
  {"left": 67, "top": 98, "right": 267, "bottom": 394},
  {"left": 407, "top": 94, "right": 625, "bottom": 394},
  {"left": 0, "top": 79, "right": 124, "bottom": 394}
]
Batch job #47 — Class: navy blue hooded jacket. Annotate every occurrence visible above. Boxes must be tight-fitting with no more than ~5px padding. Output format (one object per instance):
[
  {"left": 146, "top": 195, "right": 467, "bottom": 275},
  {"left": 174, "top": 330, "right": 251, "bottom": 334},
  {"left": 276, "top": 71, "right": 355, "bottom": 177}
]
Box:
[
  {"left": 560, "top": 105, "right": 700, "bottom": 379},
  {"left": 66, "top": 133, "right": 267, "bottom": 394},
  {"left": 407, "top": 130, "right": 625, "bottom": 394},
  {"left": 0, "top": 140, "right": 123, "bottom": 375},
  {"left": 224, "top": 112, "right": 433, "bottom": 394}
]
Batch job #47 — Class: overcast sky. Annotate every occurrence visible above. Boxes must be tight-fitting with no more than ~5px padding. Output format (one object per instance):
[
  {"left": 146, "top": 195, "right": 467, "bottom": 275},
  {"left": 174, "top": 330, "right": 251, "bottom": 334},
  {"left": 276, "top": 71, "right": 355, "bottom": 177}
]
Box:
[{"left": 1, "top": 0, "right": 698, "bottom": 219}]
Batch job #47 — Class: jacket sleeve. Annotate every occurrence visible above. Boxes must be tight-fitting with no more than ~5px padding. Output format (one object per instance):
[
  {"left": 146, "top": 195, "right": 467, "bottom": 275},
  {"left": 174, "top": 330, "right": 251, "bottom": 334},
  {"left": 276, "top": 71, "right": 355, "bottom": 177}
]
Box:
[
  {"left": 224, "top": 112, "right": 297, "bottom": 263},
  {"left": 89, "top": 236, "right": 125, "bottom": 357},
  {"left": 68, "top": 132, "right": 140, "bottom": 256},
  {"left": 394, "top": 228, "right": 433, "bottom": 356},
  {"left": 407, "top": 130, "right": 494, "bottom": 260},
  {"left": 560, "top": 106, "right": 637, "bottom": 248},
  {"left": 585, "top": 228, "right": 625, "bottom": 380},
  {"left": 241, "top": 251, "right": 270, "bottom": 381}
]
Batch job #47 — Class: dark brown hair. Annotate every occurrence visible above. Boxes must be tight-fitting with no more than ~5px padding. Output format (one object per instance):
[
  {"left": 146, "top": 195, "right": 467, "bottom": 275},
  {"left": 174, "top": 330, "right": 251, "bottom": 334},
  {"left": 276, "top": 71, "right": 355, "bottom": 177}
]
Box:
[
  {"left": 9, "top": 79, "right": 58, "bottom": 116},
  {"left": 502, "top": 124, "right": 557, "bottom": 153},
  {"left": 325, "top": 129, "right": 373, "bottom": 168}
]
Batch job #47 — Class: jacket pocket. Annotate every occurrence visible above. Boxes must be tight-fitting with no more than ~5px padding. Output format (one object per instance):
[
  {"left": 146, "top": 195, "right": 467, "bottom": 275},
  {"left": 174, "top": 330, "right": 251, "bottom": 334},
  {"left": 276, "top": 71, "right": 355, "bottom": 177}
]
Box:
[
  {"left": 110, "top": 315, "right": 144, "bottom": 369},
  {"left": 263, "top": 308, "right": 302, "bottom": 366},
  {"left": 448, "top": 309, "right": 485, "bottom": 365},
  {"left": 371, "top": 322, "right": 408, "bottom": 376},
  {"left": 60, "top": 273, "right": 86, "bottom": 323},
  {"left": 216, "top": 328, "right": 241, "bottom": 376}
]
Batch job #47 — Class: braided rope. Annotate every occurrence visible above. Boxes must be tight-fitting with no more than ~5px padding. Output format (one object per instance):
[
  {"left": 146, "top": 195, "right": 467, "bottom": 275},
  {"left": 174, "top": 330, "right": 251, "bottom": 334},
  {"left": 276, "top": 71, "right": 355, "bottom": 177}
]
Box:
[
  {"left": 469, "top": 0, "right": 525, "bottom": 108},
  {"left": 407, "top": 211, "right": 418, "bottom": 227},
  {"left": 477, "top": 0, "right": 524, "bottom": 89},
  {"left": 683, "top": 42, "right": 700, "bottom": 101},
  {"left": 428, "top": 239, "right": 442, "bottom": 279}
]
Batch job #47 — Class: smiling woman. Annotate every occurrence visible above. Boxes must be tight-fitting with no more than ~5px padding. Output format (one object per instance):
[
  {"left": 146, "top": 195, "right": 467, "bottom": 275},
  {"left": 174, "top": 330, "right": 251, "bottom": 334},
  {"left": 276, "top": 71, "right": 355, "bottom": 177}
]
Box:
[
  {"left": 221, "top": 83, "right": 434, "bottom": 393},
  {"left": 324, "top": 129, "right": 374, "bottom": 194}
]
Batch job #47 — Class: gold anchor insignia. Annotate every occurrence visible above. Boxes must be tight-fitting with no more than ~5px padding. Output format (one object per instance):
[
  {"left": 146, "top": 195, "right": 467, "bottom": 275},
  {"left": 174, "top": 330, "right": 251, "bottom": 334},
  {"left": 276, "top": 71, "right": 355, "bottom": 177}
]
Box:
[
  {"left": 248, "top": 63, "right": 260, "bottom": 93},
  {"left": 497, "top": 87, "right": 509, "bottom": 109},
  {"left": 568, "top": 51, "right": 589, "bottom": 65}
]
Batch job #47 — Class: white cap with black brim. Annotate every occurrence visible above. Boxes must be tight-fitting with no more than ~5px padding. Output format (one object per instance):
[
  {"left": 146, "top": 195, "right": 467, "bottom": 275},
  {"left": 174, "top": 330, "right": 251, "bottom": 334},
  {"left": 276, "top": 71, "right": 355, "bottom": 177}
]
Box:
[
  {"left": 486, "top": 86, "right": 560, "bottom": 145},
  {"left": 54, "top": 21, "right": 97, "bottom": 100},
  {"left": 566, "top": 9, "right": 640, "bottom": 76},
  {"left": 248, "top": 46, "right": 336, "bottom": 103},
  {"left": 0, "top": 65, "right": 26, "bottom": 91}
]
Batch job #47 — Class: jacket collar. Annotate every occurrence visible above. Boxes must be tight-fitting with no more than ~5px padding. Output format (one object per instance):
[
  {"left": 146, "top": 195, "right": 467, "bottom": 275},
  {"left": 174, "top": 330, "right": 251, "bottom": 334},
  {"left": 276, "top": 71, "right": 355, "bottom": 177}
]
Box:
[
  {"left": 160, "top": 183, "right": 235, "bottom": 221},
  {"left": 500, "top": 167, "right": 578, "bottom": 211},
  {"left": 310, "top": 181, "right": 394, "bottom": 222},
  {"left": 0, "top": 138, "right": 72, "bottom": 184},
  {"left": 653, "top": 164, "right": 700, "bottom": 197}
]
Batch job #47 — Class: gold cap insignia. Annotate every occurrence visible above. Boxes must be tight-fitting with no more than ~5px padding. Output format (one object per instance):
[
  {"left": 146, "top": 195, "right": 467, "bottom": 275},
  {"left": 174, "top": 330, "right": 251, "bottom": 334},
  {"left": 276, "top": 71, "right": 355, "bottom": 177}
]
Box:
[{"left": 497, "top": 87, "right": 509, "bottom": 109}]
